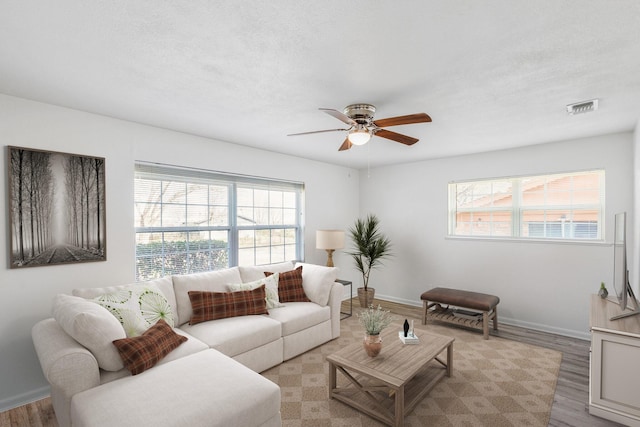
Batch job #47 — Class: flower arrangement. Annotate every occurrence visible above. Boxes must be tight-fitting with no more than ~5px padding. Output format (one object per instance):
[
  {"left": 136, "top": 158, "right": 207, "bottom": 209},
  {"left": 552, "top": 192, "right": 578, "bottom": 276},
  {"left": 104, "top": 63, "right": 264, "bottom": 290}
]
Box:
[{"left": 358, "top": 304, "right": 395, "bottom": 335}]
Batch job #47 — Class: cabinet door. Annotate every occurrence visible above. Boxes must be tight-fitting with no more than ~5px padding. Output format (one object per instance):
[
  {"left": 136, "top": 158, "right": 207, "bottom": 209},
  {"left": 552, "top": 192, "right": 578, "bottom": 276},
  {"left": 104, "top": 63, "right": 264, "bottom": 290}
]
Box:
[{"left": 591, "top": 330, "right": 640, "bottom": 420}]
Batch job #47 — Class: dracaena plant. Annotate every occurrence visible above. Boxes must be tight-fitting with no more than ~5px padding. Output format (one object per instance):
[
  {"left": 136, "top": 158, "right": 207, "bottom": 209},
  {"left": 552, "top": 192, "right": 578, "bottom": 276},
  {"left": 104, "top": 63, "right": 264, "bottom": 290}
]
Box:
[{"left": 348, "top": 214, "right": 392, "bottom": 291}]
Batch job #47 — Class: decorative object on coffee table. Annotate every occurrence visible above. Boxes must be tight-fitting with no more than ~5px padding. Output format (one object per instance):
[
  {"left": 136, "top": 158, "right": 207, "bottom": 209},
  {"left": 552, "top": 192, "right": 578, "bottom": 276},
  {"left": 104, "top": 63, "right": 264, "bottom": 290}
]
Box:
[
  {"left": 358, "top": 304, "right": 394, "bottom": 357},
  {"left": 363, "top": 333, "right": 383, "bottom": 357},
  {"left": 403, "top": 319, "right": 410, "bottom": 337},
  {"left": 348, "top": 214, "right": 392, "bottom": 307}
]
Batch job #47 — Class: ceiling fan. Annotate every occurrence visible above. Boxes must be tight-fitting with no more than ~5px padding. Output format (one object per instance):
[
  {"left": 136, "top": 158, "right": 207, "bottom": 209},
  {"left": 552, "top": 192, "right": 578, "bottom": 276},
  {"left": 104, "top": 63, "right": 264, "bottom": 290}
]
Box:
[{"left": 288, "top": 104, "right": 431, "bottom": 151}]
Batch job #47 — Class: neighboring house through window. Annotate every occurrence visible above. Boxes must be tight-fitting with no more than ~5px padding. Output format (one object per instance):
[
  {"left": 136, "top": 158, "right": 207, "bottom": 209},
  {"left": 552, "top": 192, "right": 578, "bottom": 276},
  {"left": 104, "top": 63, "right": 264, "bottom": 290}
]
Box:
[
  {"left": 448, "top": 170, "right": 604, "bottom": 241},
  {"left": 134, "top": 162, "right": 304, "bottom": 281}
]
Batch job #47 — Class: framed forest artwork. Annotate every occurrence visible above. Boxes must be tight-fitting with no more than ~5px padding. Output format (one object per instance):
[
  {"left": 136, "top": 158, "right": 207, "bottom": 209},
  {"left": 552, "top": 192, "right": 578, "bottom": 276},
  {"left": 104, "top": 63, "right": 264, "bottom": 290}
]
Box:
[{"left": 7, "top": 146, "right": 106, "bottom": 268}]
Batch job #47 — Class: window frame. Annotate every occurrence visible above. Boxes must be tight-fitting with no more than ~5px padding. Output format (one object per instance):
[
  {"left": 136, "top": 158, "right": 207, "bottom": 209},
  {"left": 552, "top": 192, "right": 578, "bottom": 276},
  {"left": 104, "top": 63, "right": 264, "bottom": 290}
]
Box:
[
  {"left": 134, "top": 162, "right": 304, "bottom": 281},
  {"left": 448, "top": 169, "right": 605, "bottom": 242}
]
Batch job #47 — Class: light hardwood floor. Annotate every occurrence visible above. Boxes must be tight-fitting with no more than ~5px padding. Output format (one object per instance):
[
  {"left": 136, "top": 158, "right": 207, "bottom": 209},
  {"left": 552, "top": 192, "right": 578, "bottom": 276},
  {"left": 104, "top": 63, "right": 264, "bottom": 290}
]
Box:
[{"left": 0, "top": 298, "right": 624, "bottom": 427}]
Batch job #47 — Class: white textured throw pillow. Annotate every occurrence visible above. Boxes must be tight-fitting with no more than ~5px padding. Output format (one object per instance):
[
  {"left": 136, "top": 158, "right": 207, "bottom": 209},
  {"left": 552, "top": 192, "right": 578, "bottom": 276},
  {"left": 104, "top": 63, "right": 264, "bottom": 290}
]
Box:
[
  {"left": 53, "top": 294, "right": 126, "bottom": 371},
  {"left": 93, "top": 283, "right": 175, "bottom": 337},
  {"left": 228, "top": 273, "right": 284, "bottom": 309}
]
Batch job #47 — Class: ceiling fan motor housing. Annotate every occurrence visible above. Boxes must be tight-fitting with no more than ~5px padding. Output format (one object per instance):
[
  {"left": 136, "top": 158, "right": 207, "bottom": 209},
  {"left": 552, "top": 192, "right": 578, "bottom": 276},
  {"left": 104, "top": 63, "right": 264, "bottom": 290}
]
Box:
[{"left": 344, "top": 104, "right": 376, "bottom": 125}]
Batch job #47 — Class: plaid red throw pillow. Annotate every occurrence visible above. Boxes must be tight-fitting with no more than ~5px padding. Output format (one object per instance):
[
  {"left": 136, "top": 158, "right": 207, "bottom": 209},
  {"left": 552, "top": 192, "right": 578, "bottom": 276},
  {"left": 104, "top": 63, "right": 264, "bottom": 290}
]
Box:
[
  {"left": 265, "top": 266, "right": 310, "bottom": 303},
  {"left": 112, "top": 319, "right": 187, "bottom": 375},
  {"left": 188, "top": 285, "right": 268, "bottom": 325}
]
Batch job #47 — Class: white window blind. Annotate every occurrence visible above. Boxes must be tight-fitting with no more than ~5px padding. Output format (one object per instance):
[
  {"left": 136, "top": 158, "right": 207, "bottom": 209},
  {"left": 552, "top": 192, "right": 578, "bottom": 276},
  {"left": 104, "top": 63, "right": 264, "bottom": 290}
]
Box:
[
  {"left": 448, "top": 170, "right": 605, "bottom": 241},
  {"left": 134, "top": 162, "right": 304, "bottom": 281}
]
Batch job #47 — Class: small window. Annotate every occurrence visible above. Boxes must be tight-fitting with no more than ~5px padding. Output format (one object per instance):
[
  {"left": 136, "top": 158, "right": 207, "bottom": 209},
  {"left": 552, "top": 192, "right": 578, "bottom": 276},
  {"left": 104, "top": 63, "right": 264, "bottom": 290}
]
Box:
[
  {"left": 134, "top": 163, "right": 304, "bottom": 281},
  {"left": 448, "top": 170, "right": 604, "bottom": 241}
]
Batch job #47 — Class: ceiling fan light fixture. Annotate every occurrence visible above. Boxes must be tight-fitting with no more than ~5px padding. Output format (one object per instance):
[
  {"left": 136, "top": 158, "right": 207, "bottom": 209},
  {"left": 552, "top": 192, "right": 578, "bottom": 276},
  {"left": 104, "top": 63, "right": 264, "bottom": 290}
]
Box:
[{"left": 347, "top": 127, "right": 371, "bottom": 145}]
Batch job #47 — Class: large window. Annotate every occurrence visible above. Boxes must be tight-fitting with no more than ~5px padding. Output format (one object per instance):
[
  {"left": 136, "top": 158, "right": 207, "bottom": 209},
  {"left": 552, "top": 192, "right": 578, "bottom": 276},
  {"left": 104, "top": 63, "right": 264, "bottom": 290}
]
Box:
[
  {"left": 134, "top": 163, "right": 304, "bottom": 281},
  {"left": 448, "top": 170, "right": 604, "bottom": 241}
]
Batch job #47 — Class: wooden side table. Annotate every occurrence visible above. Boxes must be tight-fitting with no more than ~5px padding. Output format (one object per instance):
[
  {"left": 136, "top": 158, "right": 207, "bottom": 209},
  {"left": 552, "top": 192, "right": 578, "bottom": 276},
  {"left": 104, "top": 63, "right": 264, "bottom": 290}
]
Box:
[{"left": 336, "top": 279, "right": 352, "bottom": 319}]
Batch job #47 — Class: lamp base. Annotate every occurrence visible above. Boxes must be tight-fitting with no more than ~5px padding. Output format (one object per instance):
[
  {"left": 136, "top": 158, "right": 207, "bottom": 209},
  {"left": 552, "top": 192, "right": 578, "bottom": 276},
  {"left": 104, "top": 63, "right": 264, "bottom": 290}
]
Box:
[{"left": 325, "top": 249, "right": 335, "bottom": 267}]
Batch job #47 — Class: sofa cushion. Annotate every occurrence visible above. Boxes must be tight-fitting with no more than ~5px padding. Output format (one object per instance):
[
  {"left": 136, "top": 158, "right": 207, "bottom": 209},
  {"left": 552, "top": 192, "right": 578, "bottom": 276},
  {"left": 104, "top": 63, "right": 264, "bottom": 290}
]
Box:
[
  {"left": 188, "top": 286, "right": 268, "bottom": 325},
  {"left": 172, "top": 267, "right": 243, "bottom": 326},
  {"left": 267, "top": 303, "right": 331, "bottom": 336},
  {"left": 180, "top": 315, "right": 282, "bottom": 358},
  {"left": 91, "top": 283, "right": 174, "bottom": 337},
  {"left": 228, "top": 273, "right": 283, "bottom": 309},
  {"left": 71, "top": 349, "right": 281, "bottom": 427},
  {"left": 238, "top": 261, "right": 294, "bottom": 283},
  {"left": 295, "top": 262, "right": 338, "bottom": 306},
  {"left": 72, "top": 276, "right": 178, "bottom": 329},
  {"left": 52, "top": 294, "right": 126, "bottom": 372},
  {"left": 112, "top": 319, "right": 187, "bottom": 375},
  {"left": 266, "top": 266, "right": 310, "bottom": 303}
]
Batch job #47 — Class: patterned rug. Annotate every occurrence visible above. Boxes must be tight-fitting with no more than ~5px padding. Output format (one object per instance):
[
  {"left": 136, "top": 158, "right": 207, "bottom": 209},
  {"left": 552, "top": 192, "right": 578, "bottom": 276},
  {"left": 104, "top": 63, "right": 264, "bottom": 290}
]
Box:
[{"left": 261, "top": 308, "right": 562, "bottom": 427}]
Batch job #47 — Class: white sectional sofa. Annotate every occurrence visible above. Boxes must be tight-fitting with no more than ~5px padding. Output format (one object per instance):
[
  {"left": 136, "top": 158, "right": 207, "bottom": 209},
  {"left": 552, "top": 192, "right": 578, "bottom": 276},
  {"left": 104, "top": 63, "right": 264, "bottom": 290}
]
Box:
[{"left": 32, "top": 261, "right": 343, "bottom": 427}]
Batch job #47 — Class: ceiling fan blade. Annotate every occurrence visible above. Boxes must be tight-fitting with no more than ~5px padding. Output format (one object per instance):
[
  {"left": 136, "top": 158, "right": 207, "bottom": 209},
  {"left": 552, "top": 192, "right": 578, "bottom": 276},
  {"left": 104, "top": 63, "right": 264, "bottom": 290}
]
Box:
[
  {"left": 338, "top": 138, "right": 352, "bottom": 151},
  {"left": 373, "top": 113, "right": 432, "bottom": 128},
  {"left": 319, "top": 108, "right": 357, "bottom": 126},
  {"left": 375, "top": 129, "right": 419, "bottom": 146},
  {"left": 287, "top": 128, "right": 348, "bottom": 136}
]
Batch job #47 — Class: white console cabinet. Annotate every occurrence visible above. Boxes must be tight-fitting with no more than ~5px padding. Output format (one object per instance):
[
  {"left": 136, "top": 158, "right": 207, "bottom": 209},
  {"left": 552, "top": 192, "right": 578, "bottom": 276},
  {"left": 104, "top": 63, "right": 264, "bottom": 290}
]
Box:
[{"left": 590, "top": 295, "right": 640, "bottom": 426}]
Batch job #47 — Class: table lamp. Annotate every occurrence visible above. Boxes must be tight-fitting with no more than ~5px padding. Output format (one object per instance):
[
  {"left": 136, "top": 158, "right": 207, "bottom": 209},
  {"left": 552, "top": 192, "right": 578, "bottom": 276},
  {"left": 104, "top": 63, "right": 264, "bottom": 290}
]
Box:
[{"left": 316, "top": 230, "right": 345, "bottom": 267}]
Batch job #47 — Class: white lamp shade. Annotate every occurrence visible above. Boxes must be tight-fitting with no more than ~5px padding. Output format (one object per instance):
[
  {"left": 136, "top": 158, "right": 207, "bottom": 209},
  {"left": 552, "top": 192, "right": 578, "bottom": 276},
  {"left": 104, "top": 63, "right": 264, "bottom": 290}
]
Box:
[{"left": 316, "top": 230, "right": 345, "bottom": 250}]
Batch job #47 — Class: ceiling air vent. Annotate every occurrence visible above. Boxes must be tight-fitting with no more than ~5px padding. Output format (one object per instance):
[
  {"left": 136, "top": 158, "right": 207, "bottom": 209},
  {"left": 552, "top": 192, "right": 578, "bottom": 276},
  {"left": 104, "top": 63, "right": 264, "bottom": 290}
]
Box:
[{"left": 566, "top": 99, "right": 599, "bottom": 115}]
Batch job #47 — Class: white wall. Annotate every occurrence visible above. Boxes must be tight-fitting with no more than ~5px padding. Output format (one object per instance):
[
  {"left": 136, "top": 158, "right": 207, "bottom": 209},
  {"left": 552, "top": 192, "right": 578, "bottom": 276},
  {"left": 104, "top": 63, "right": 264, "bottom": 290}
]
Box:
[
  {"left": 0, "top": 94, "right": 360, "bottom": 410},
  {"left": 359, "top": 133, "right": 634, "bottom": 340}
]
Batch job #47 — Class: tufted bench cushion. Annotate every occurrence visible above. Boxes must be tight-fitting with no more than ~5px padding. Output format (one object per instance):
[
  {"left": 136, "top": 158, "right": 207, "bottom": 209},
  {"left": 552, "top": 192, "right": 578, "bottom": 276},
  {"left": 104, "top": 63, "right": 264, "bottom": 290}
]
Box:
[
  {"left": 420, "top": 287, "right": 499, "bottom": 339},
  {"left": 420, "top": 287, "right": 499, "bottom": 311}
]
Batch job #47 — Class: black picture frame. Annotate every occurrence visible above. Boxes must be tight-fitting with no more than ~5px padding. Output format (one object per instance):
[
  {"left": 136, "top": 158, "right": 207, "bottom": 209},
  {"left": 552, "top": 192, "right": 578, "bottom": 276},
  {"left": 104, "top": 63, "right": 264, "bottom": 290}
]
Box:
[{"left": 7, "top": 146, "right": 106, "bottom": 268}]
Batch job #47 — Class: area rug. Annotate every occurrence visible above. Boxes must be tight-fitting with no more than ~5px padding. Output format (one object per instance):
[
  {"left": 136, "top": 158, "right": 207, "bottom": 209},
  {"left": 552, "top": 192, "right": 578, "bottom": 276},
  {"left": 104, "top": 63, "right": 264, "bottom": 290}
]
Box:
[{"left": 261, "top": 309, "right": 562, "bottom": 427}]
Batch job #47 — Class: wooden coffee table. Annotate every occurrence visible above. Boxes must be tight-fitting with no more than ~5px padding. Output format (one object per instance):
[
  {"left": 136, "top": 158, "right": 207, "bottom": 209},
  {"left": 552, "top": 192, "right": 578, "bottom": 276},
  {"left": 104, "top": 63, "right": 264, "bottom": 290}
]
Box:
[{"left": 327, "top": 329, "right": 454, "bottom": 427}]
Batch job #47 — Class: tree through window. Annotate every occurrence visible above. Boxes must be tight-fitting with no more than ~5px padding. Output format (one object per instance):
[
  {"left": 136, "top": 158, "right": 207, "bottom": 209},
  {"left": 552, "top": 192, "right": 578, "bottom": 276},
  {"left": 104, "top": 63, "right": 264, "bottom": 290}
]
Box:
[{"left": 134, "top": 163, "right": 304, "bottom": 281}]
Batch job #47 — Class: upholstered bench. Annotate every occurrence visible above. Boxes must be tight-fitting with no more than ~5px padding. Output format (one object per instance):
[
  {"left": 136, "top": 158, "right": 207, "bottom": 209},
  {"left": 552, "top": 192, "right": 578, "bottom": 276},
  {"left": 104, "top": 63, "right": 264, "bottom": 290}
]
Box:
[{"left": 420, "top": 287, "right": 499, "bottom": 339}]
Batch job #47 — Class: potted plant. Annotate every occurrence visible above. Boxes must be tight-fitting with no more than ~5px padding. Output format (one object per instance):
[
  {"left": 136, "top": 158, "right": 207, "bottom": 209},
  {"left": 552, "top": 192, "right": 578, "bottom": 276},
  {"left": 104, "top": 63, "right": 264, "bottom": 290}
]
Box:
[
  {"left": 348, "top": 214, "right": 392, "bottom": 308},
  {"left": 358, "top": 304, "right": 395, "bottom": 357}
]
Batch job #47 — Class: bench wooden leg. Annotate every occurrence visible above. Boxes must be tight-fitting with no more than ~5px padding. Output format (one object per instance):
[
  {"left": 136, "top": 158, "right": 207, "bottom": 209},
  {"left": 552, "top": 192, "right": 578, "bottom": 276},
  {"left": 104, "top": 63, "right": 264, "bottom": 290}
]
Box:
[
  {"left": 422, "top": 300, "right": 428, "bottom": 325},
  {"left": 482, "top": 312, "right": 489, "bottom": 339},
  {"left": 493, "top": 307, "right": 499, "bottom": 331}
]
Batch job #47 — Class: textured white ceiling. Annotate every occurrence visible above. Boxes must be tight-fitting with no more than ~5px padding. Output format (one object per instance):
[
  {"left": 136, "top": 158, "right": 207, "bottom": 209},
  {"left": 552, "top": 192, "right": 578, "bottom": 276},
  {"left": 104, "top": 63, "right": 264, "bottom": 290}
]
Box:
[{"left": 1, "top": 1, "right": 639, "bottom": 169}]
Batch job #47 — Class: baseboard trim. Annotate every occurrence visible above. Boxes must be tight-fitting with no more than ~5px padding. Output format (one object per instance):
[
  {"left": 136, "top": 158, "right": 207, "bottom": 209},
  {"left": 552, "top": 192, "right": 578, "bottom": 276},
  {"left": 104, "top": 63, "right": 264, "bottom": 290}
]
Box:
[
  {"left": 373, "top": 293, "right": 591, "bottom": 341},
  {"left": 0, "top": 386, "right": 50, "bottom": 413}
]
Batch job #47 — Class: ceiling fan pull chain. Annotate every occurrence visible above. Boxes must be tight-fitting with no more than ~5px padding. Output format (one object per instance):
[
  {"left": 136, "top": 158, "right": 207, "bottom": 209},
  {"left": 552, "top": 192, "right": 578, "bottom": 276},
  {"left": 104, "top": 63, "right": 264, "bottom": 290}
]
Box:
[{"left": 367, "top": 141, "right": 371, "bottom": 179}]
